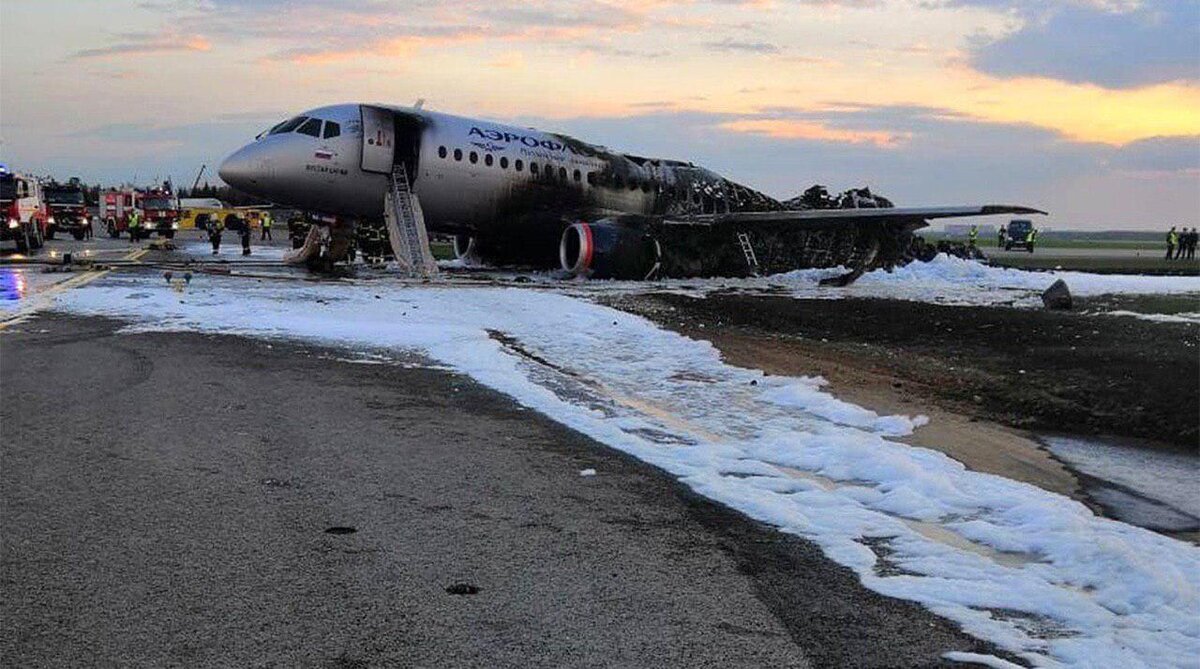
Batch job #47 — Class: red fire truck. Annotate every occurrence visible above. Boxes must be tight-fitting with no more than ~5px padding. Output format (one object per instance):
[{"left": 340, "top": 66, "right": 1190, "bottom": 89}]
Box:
[
  {"left": 0, "top": 166, "right": 50, "bottom": 253},
  {"left": 102, "top": 182, "right": 181, "bottom": 240},
  {"left": 43, "top": 178, "right": 90, "bottom": 240}
]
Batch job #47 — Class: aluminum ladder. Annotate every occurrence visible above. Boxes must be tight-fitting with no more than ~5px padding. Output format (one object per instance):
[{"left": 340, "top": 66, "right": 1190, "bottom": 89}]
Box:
[
  {"left": 736, "top": 231, "right": 759, "bottom": 276},
  {"left": 385, "top": 163, "right": 438, "bottom": 278}
]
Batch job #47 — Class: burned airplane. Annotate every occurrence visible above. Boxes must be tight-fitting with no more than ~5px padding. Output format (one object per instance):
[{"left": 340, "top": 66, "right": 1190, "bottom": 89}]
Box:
[{"left": 219, "top": 104, "right": 1043, "bottom": 280}]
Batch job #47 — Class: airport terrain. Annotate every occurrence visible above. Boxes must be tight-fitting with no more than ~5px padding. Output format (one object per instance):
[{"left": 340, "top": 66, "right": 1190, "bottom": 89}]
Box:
[{"left": 1, "top": 312, "right": 1005, "bottom": 667}]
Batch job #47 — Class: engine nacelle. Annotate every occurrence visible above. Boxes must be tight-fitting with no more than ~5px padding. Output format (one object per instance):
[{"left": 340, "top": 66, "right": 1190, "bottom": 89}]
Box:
[{"left": 560, "top": 220, "right": 660, "bottom": 280}]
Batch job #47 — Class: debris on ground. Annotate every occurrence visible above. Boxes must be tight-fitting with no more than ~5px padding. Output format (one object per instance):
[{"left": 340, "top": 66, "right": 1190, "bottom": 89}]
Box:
[{"left": 1042, "top": 279, "right": 1073, "bottom": 310}]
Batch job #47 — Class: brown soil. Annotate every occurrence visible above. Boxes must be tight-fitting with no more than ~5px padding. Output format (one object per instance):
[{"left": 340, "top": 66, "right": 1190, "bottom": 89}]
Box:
[{"left": 603, "top": 293, "right": 1200, "bottom": 535}]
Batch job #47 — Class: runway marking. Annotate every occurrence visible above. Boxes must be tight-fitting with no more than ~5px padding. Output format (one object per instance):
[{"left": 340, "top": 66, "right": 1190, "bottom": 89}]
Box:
[{"left": 0, "top": 248, "right": 148, "bottom": 330}]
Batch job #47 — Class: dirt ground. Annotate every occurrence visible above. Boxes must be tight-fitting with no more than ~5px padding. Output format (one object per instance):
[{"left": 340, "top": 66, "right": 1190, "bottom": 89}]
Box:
[
  {"left": 608, "top": 293, "right": 1199, "bottom": 451},
  {"left": 604, "top": 292, "right": 1199, "bottom": 537}
]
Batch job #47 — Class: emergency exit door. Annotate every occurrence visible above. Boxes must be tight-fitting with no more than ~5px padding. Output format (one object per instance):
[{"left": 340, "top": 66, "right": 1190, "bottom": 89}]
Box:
[{"left": 360, "top": 105, "right": 394, "bottom": 174}]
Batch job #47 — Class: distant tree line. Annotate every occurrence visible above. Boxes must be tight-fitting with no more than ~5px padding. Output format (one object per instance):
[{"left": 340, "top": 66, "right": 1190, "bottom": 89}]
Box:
[{"left": 178, "top": 182, "right": 270, "bottom": 207}]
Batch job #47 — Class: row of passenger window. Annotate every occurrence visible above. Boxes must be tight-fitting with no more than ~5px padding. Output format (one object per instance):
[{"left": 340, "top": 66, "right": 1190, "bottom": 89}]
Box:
[
  {"left": 436, "top": 145, "right": 586, "bottom": 183},
  {"left": 436, "top": 144, "right": 688, "bottom": 197},
  {"left": 267, "top": 116, "right": 341, "bottom": 140}
]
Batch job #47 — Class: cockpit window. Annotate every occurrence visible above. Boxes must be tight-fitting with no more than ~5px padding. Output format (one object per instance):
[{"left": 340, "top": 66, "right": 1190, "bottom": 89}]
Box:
[
  {"left": 296, "top": 118, "right": 323, "bottom": 137},
  {"left": 269, "top": 116, "right": 308, "bottom": 135},
  {"left": 323, "top": 121, "right": 341, "bottom": 139}
]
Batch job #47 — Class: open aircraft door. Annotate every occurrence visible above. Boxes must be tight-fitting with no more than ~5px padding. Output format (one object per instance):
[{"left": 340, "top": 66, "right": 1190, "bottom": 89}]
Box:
[{"left": 360, "top": 106, "right": 395, "bottom": 174}]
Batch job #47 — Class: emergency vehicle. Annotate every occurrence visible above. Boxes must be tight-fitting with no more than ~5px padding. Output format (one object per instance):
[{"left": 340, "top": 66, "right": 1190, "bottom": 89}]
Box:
[
  {"left": 43, "top": 179, "right": 91, "bottom": 240},
  {"left": 0, "top": 166, "right": 49, "bottom": 253},
  {"left": 101, "top": 182, "right": 181, "bottom": 239}
]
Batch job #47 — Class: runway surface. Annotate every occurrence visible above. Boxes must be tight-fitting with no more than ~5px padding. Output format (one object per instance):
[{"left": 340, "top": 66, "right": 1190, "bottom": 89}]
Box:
[{"left": 1, "top": 313, "right": 995, "bottom": 667}]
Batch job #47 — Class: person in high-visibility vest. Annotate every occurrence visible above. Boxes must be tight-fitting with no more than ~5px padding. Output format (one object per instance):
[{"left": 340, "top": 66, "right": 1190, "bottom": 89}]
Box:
[
  {"left": 127, "top": 209, "right": 141, "bottom": 243},
  {"left": 1166, "top": 226, "right": 1178, "bottom": 260},
  {"left": 1024, "top": 228, "right": 1036, "bottom": 252},
  {"left": 260, "top": 212, "right": 272, "bottom": 241},
  {"left": 968, "top": 225, "right": 979, "bottom": 248}
]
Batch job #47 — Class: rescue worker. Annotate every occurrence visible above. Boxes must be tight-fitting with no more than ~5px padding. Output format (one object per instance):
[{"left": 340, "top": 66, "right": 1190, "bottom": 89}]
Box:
[
  {"left": 997, "top": 225, "right": 1006, "bottom": 248},
  {"left": 968, "top": 225, "right": 979, "bottom": 249},
  {"left": 1166, "top": 226, "right": 1178, "bottom": 260},
  {"left": 127, "top": 209, "right": 141, "bottom": 243},
  {"left": 236, "top": 214, "right": 252, "bottom": 256},
  {"left": 1187, "top": 227, "right": 1198, "bottom": 260},
  {"left": 207, "top": 214, "right": 223, "bottom": 254},
  {"left": 260, "top": 211, "right": 272, "bottom": 241},
  {"left": 84, "top": 214, "right": 94, "bottom": 240},
  {"left": 1024, "top": 227, "right": 1036, "bottom": 252}
]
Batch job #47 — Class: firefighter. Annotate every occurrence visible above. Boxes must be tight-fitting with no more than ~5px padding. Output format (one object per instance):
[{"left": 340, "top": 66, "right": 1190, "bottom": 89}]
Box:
[
  {"left": 260, "top": 211, "right": 272, "bottom": 241},
  {"left": 206, "top": 214, "right": 223, "bottom": 254},
  {"left": 1166, "top": 226, "right": 1178, "bottom": 260},
  {"left": 968, "top": 225, "right": 979, "bottom": 249},
  {"left": 236, "top": 214, "right": 252, "bottom": 256},
  {"left": 127, "top": 209, "right": 141, "bottom": 243}
]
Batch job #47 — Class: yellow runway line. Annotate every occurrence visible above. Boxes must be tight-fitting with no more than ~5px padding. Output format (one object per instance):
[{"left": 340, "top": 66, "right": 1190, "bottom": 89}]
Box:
[{"left": 0, "top": 248, "right": 148, "bottom": 330}]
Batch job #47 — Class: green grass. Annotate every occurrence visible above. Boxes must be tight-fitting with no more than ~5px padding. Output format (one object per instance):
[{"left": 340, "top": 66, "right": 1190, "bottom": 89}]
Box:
[
  {"left": 430, "top": 241, "right": 455, "bottom": 261},
  {"left": 988, "top": 254, "right": 1199, "bottom": 275},
  {"left": 923, "top": 234, "right": 1162, "bottom": 250}
]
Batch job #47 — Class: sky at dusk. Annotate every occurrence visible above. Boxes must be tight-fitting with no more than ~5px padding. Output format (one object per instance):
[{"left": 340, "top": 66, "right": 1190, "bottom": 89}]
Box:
[{"left": 1, "top": 0, "right": 1197, "bottom": 229}]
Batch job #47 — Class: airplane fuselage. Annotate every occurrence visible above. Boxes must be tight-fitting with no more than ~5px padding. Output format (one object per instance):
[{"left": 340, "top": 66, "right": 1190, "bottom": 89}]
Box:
[{"left": 220, "top": 104, "right": 780, "bottom": 238}]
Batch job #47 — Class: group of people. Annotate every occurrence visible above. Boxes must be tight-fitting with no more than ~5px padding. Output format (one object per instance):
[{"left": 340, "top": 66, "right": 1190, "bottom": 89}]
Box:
[
  {"left": 1165, "top": 227, "right": 1197, "bottom": 260},
  {"left": 204, "top": 211, "right": 271, "bottom": 256}
]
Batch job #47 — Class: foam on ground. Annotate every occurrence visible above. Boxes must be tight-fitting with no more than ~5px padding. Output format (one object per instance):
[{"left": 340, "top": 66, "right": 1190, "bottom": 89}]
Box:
[{"left": 52, "top": 275, "right": 1200, "bottom": 667}]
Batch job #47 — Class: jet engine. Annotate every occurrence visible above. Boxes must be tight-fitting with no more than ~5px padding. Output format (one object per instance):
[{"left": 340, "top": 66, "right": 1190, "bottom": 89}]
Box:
[{"left": 559, "top": 220, "right": 661, "bottom": 280}]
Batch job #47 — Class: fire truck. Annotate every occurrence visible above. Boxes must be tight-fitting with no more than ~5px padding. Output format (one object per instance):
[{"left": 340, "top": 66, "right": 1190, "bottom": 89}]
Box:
[
  {"left": 101, "top": 182, "right": 181, "bottom": 240},
  {"left": 0, "top": 166, "right": 49, "bottom": 253},
  {"left": 43, "top": 178, "right": 90, "bottom": 240}
]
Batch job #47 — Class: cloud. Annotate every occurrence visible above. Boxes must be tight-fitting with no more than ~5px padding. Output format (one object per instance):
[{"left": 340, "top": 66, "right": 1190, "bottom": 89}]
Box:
[
  {"left": 704, "top": 38, "right": 781, "bottom": 54},
  {"left": 70, "top": 32, "right": 211, "bottom": 59},
  {"left": 719, "top": 118, "right": 910, "bottom": 147},
  {"left": 1108, "top": 135, "right": 1200, "bottom": 173},
  {"left": 962, "top": 0, "right": 1200, "bottom": 88}
]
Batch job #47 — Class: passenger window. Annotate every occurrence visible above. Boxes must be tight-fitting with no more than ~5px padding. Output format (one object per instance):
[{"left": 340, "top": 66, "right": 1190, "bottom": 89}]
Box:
[
  {"left": 573, "top": 170, "right": 581, "bottom": 182},
  {"left": 500, "top": 157, "right": 509, "bottom": 169},
  {"left": 530, "top": 162, "right": 539, "bottom": 174},
  {"left": 559, "top": 167, "right": 567, "bottom": 181},
  {"left": 515, "top": 159, "right": 524, "bottom": 172},
  {"left": 469, "top": 151, "right": 478, "bottom": 164},
  {"left": 438, "top": 146, "right": 447, "bottom": 159},
  {"left": 484, "top": 154, "right": 493, "bottom": 167},
  {"left": 297, "top": 118, "right": 322, "bottom": 137},
  {"left": 454, "top": 149, "right": 463, "bottom": 161},
  {"left": 586, "top": 172, "right": 596, "bottom": 185},
  {"left": 323, "top": 121, "right": 341, "bottom": 139}
]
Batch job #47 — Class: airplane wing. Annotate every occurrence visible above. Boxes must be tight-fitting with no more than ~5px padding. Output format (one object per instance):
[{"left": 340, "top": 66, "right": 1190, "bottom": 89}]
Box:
[{"left": 662, "top": 204, "right": 1046, "bottom": 229}]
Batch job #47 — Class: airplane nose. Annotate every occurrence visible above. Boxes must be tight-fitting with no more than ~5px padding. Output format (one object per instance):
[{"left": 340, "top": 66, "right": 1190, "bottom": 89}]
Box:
[{"left": 218, "top": 144, "right": 257, "bottom": 191}]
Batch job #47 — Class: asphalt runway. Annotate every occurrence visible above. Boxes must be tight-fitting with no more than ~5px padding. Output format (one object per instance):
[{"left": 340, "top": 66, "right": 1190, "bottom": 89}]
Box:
[{"left": 0, "top": 311, "right": 1002, "bottom": 667}]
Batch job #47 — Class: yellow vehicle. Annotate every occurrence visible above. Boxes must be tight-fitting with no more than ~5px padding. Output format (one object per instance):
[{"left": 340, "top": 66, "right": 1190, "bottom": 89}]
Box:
[{"left": 179, "top": 199, "right": 268, "bottom": 231}]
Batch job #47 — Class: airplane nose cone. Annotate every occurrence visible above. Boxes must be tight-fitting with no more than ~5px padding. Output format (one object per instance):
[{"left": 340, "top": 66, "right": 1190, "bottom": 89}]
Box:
[{"left": 218, "top": 145, "right": 257, "bottom": 191}]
